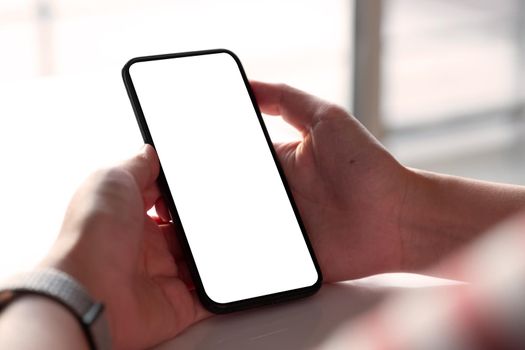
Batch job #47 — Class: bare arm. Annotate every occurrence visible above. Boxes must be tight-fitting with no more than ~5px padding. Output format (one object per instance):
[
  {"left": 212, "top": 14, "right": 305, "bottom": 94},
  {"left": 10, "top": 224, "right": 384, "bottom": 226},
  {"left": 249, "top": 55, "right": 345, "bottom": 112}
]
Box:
[
  {"left": 251, "top": 81, "right": 525, "bottom": 282},
  {"left": 0, "top": 145, "right": 208, "bottom": 350},
  {"left": 401, "top": 169, "right": 525, "bottom": 278},
  {"left": 0, "top": 296, "right": 88, "bottom": 350}
]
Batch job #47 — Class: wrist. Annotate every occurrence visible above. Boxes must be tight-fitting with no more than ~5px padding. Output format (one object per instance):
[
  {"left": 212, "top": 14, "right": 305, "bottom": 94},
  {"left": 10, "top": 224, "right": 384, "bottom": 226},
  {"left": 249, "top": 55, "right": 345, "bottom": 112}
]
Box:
[
  {"left": 41, "top": 244, "right": 103, "bottom": 301},
  {"left": 399, "top": 169, "right": 525, "bottom": 274},
  {"left": 0, "top": 295, "right": 89, "bottom": 350},
  {"left": 398, "top": 169, "right": 455, "bottom": 271},
  {"left": 0, "top": 268, "right": 111, "bottom": 350},
  {"left": 40, "top": 246, "right": 118, "bottom": 345}
]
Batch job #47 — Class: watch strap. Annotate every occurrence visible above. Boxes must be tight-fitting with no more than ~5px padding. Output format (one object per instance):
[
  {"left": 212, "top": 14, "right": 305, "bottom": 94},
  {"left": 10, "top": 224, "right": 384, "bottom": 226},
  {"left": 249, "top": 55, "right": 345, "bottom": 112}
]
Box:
[{"left": 0, "top": 268, "right": 111, "bottom": 350}]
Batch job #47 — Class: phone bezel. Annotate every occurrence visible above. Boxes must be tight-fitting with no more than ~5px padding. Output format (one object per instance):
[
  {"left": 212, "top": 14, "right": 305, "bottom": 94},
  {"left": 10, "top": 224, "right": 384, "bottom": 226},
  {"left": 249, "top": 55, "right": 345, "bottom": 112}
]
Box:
[{"left": 122, "top": 49, "right": 322, "bottom": 314}]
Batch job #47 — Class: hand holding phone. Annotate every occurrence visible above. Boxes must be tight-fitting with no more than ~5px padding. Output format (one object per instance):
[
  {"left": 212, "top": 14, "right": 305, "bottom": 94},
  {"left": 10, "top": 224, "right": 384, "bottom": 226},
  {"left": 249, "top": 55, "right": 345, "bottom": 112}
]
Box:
[{"left": 123, "top": 49, "right": 322, "bottom": 313}]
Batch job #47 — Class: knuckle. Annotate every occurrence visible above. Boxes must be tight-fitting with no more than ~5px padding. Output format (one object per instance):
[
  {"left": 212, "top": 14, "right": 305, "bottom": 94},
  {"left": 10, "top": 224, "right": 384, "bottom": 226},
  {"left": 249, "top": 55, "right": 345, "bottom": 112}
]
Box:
[
  {"left": 277, "top": 82, "right": 291, "bottom": 91},
  {"left": 92, "top": 167, "right": 136, "bottom": 193},
  {"left": 314, "top": 103, "right": 349, "bottom": 123}
]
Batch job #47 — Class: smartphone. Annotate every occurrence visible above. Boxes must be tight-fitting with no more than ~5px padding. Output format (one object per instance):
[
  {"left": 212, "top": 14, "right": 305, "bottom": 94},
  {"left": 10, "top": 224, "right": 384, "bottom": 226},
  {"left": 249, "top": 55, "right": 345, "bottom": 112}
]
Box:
[{"left": 122, "top": 49, "right": 322, "bottom": 313}]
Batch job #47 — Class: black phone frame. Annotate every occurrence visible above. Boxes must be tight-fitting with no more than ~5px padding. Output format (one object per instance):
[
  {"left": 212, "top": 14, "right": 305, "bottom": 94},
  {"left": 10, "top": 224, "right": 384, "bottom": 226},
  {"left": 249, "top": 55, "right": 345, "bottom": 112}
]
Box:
[{"left": 122, "top": 48, "right": 322, "bottom": 314}]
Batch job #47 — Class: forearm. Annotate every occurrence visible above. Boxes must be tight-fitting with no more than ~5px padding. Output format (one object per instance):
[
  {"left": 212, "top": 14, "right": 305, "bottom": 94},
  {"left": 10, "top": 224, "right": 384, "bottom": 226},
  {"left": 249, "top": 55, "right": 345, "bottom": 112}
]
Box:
[
  {"left": 0, "top": 296, "right": 89, "bottom": 350},
  {"left": 400, "top": 169, "right": 525, "bottom": 277},
  {"left": 331, "top": 213, "right": 525, "bottom": 349}
]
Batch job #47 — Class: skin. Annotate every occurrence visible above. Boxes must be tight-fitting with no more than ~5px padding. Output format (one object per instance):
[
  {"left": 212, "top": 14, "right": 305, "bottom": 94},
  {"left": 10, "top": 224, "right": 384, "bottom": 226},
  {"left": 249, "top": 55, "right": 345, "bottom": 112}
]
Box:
[
  {"left": 0, "top": 296, "right": 88, "bottom": 350},
  {"left": 1, "top": 82, "right": 525, "bottom": 349},
  {"left": 41, "top": 145, "right": 208, "bottom": 349},
  {"left": 250, "top": 81, "right": 409, "bottom": 281},
  {"left": 249, "top": 82, "right": 525, "bottom": 281}
]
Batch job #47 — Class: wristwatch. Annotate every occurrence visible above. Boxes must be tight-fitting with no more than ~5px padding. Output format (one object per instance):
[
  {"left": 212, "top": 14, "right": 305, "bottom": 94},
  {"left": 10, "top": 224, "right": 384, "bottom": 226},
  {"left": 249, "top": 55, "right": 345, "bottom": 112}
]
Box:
[{"left": 0, "top": 268, "right": 111, "bottom": 350}]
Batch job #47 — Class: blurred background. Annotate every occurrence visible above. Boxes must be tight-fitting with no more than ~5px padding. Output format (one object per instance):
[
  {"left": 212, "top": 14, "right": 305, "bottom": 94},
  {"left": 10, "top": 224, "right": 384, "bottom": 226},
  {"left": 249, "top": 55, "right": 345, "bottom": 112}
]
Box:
[{"left": 1, "top": 0, "right": 524, "bottom": 278}]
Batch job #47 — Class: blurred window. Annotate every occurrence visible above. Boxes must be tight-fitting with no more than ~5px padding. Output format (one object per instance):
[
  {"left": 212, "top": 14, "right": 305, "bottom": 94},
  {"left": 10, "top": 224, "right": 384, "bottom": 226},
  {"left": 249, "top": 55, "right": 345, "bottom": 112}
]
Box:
[
  {"left": 0, "top": 0, "right": 352, "bottom": 279},
  {"left": 2, "top": 0, "right": 524, "bottom": 169},
  {"left": 0, "top": 0, "right": 351, "bottom": 105},
  {"left": 383, "top": 0, "right": 524, "bottom": 129},
  {"left": 354, "top": 0, "right": 525, "bottom": 184},
  {"left": 0, "top": 0, "right": 352, "bottom": 141}
]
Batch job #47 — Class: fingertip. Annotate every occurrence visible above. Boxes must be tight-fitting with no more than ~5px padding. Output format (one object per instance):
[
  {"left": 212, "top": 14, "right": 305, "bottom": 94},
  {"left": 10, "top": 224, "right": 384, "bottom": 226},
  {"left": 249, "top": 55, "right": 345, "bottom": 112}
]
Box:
[
  {"left": 250, "top": 80, "right": 282, "bottom": 116},
  {"left": 142, "top": 143, "right": 160, "bottom": 168},
  {"left": 250, "top": 81, "right": 324, "bottom": 133},
  {"left": 120, "top": 144, "right": 160, "bottom": 190},
  {"left": 250, "top": 80, "right": 271, "bottom": 92}
]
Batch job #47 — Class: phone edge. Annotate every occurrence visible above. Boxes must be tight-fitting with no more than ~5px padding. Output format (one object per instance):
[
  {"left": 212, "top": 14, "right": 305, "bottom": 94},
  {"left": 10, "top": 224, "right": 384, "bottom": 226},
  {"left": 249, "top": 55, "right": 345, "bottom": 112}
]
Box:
[{"left": 121, "top": 48, "right": 323, "bottom": 314}]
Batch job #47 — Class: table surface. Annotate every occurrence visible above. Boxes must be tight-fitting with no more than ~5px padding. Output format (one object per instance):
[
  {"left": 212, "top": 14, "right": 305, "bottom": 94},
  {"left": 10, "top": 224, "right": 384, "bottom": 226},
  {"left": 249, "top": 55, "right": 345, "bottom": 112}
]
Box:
[{"left": 154, "top": 274, "right": 460, "bottom": 350}]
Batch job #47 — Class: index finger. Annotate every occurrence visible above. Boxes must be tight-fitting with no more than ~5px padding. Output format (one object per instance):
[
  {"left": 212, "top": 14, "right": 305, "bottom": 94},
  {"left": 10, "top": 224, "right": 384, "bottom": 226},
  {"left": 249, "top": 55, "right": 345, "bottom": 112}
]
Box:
[{"left": 250, "top": 81, "right": 327, "bottom": 133}]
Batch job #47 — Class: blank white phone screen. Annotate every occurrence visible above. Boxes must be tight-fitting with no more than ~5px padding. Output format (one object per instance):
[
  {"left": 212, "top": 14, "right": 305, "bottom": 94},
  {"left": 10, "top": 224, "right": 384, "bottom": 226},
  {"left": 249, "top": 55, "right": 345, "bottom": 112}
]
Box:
[{"left": 129, "top": 52, "right": 318, "bottom": 304}]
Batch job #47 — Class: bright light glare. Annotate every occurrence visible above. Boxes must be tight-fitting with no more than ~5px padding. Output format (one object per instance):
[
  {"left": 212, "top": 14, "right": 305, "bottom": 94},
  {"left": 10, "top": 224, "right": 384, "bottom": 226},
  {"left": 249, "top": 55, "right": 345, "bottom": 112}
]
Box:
[{"left": 0, "top": 0, "right": 350, "bottom": 280}]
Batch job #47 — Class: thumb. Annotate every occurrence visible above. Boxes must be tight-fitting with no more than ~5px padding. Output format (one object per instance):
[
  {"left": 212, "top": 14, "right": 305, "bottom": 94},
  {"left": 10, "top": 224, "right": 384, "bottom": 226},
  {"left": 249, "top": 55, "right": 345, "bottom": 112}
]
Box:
[
  {"left": 119, "top": 144, "right": 160, "bottom": 190},
  {"left": 250, "top": 80, "right": 326, "bottom": 134}
]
